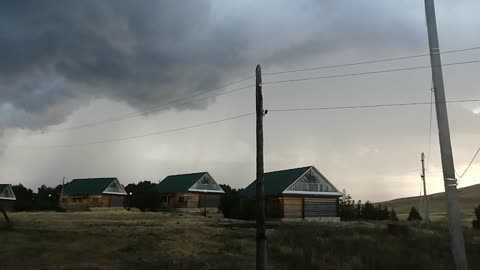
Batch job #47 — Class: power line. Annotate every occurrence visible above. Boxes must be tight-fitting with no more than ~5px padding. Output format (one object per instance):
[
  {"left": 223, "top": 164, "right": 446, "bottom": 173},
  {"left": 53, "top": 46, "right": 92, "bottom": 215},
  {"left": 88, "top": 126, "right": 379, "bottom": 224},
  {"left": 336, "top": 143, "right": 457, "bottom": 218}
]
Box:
[
  {"left": 20, "top": 112, "right": 255, "bottom": 149},
  {"left": 13, "top": 98, "right": 480, "bottom": 149},
  {"left": 52, "top": 77, "right": 255, "bottom": 132},
  {"left": 268, "top": 98, "right": 480, "bottom": 112},
  {"left": 456, "top": 146, "right": 480, "bottom": 178},
  {"left": 47, "top": 53, "right": 480, "bottom": 133},
  {"left": 263, "top": 45, "right": 480, "bottom": 76},
  {"left": 263, "top": 59, "right": 480, "bottom": 85}
]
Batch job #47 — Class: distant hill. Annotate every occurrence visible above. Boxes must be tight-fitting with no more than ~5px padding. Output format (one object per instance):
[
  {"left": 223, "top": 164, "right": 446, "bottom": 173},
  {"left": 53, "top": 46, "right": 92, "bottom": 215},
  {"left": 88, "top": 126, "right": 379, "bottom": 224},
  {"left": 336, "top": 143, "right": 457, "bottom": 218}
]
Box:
[{"left": 377, "top": 183, "right": 480, "bottom": 215}]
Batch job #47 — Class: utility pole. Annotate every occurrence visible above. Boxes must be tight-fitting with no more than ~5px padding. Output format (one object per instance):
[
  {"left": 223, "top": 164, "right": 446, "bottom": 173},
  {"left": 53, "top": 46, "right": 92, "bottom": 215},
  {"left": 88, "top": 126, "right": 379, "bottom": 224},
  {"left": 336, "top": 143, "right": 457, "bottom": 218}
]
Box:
[
  {"left": 424, "top": 1, "right": 468, "bottom": 269},
  {"left": 421, "top": 152, "right": 430, "bottom": 224},
  {"left": 59, "top": 176, "right": 65, "bottom": 207},
  {"left": 255, "top": 64, "right": 267, "bottom": 270}
]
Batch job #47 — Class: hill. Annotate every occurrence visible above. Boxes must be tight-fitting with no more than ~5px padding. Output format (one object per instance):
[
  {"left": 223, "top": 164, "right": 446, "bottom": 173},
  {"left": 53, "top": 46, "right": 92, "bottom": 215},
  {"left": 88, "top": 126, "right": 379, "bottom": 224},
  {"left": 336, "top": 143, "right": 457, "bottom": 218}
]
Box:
[{"left": 378, "top": 183, "right": 480, "bottom": 216}]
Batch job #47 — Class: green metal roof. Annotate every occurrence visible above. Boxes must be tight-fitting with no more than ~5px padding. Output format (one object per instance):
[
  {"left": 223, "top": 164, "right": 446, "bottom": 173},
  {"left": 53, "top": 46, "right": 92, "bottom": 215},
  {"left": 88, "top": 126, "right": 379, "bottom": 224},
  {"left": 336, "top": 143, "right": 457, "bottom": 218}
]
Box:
[
  {"left": 241, "top": 166, "right": 312, "bottom": 197},
  {"left": 0, "top": 184, "right": 7, "bottom": 193},
  {"left": 63, "top": 178, "right": 117, "bottom": 196},
  {"left": 154, "top": 172, "right": 207, "bottom": 194}
]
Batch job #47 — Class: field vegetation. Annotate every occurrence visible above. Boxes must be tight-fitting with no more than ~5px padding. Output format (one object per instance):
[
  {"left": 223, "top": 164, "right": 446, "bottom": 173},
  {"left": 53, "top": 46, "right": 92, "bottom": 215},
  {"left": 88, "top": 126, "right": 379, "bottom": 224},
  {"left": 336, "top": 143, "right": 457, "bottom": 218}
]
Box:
[{"left": 1, "top": 211, "right": 480, "bottom": 270}]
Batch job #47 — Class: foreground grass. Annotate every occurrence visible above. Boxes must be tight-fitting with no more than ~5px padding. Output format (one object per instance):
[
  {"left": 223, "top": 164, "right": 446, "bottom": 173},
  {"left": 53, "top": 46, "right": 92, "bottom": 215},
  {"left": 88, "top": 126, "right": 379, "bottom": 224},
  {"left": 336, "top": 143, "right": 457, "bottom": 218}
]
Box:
[{"left": 0, "top": 211, "right": 479, "bottom": 270}]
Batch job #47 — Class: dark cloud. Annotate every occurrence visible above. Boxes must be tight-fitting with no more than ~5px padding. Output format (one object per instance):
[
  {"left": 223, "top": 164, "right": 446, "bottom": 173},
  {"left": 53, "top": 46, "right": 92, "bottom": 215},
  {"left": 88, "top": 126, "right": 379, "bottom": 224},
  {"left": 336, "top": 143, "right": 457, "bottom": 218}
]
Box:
[{"left": 0, "top": 0, "right": 441, "bottom": 130}]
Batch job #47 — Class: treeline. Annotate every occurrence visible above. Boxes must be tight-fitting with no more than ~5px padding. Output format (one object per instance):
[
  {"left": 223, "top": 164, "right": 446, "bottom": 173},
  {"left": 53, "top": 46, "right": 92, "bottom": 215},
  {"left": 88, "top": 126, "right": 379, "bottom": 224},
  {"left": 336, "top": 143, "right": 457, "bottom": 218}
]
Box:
[
  {"left": 339, "top": 191, "right": 398, "bottom": 221},
  {"left": 10, "top": 184, "right": 63, "bottom": 211}
]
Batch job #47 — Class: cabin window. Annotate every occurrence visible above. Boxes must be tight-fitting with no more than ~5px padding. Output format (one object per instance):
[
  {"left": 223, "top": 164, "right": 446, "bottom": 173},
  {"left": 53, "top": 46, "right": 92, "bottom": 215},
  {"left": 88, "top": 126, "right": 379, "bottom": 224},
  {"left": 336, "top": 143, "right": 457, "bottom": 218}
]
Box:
[
  {"left": 178, "top": 196, "right": 185, "bottom": 203},
  {"left": 72, "top": 198, "right": 82, "bottom": 203}
]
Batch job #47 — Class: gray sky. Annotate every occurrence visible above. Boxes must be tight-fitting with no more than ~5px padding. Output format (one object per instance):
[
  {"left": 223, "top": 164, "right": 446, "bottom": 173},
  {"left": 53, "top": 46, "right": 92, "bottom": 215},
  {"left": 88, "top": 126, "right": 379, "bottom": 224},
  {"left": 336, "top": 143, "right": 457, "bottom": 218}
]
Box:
[{"left": 1, "top": 0, "right": 479, "bottom": 201}]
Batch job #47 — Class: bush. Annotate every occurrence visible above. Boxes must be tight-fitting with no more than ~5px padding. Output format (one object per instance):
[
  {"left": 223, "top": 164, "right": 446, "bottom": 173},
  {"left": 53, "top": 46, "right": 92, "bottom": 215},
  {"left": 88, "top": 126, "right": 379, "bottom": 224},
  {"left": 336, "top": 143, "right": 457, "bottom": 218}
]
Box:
[{"left": 407, "top": 207, "right": 422, "bottom": 222}]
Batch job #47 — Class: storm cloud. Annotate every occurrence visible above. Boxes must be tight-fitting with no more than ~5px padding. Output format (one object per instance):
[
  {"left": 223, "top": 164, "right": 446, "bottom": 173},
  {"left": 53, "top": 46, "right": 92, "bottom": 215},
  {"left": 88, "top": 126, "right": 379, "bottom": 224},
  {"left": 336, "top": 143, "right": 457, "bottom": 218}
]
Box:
[
  {"left": 1, "top": 1, "right": 480, "bottom": 201},
  {"left": 0, "top": 0, "right": 435, "bottom": 130}
]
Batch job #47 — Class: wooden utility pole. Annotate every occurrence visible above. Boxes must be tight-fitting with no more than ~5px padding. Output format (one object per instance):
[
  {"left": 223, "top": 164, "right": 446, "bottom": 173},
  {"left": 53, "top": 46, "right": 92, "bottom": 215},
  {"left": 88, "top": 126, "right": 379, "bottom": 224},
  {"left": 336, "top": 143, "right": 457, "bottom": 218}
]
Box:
[
  {"left": 421, "top": 152, "right": 430, "bottom": 224},
  {"left": 59, "top": 176, "right": 65, "bottom": 207},
  {"left": 255, "top": 64, "right": 267, "bottom": 270},
  {"left": 424, "top": 1, "right": 468, "bottom": 269}
]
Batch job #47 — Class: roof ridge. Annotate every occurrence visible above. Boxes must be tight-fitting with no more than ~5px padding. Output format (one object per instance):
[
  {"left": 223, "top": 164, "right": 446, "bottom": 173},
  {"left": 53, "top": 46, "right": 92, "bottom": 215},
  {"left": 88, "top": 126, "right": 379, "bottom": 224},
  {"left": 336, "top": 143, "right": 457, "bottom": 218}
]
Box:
[
  {"left": 165, "top": 172, "right": 207, "bottom": 177},
  {"left": 71, "top": 177, "right": 117, "bottom": 180},
  {"left": 265, "top": 166, "right": 312, "bottom": 174}
]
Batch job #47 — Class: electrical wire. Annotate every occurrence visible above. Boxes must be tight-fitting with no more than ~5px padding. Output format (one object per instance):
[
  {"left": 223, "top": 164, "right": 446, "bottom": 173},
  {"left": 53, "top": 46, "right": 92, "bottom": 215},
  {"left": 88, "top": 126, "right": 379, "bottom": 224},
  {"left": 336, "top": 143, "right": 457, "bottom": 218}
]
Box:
[
  {"left": 263, "top": 46, "right": 480, "bottom": 76},
  {"left": 263, "top": 59, "right": 480, "bottom": 85},
  {"left": 456, "top": 146, "right": 480, "bottom": 178},
  {"left": 19, "top": 98, "right": 480, "bottom": 149},
  {"left": 268, "top": 98, "right": 480, "bottom": 112},
  {"left": 21, "top": 112, "right": 255, "bottom": 149},
  {"left": 52, "top": 81, "right": 255, "bottom": 132}
]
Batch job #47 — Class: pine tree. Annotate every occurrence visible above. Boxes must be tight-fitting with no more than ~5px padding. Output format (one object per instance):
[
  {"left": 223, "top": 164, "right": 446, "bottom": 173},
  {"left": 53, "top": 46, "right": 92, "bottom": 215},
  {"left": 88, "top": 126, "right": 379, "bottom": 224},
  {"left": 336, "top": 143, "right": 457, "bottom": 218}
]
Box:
[
  {"left": 407, "top": 207, "right": 422, "bottom": 222},
  {"left": 390, "top": 208, "right": 399, "bottom": 221}
]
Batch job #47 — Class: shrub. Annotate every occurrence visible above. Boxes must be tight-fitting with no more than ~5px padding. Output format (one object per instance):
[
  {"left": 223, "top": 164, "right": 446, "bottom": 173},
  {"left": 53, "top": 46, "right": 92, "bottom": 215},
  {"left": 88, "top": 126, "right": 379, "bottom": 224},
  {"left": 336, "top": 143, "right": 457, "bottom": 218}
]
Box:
[{"left": 407, "top": 207, "right": 422, "bottom": 222}]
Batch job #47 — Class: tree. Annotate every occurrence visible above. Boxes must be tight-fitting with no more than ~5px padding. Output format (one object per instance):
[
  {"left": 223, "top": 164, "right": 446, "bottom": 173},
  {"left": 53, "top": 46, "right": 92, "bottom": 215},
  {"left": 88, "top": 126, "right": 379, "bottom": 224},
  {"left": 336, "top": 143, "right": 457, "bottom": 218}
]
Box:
[
  {"left": 124, "top": 181, "right": 162, "bottom": 211},
  {"left": 338, "top": 190, "right": 356, "bottom": 221},
  {"left": 11, "top": 184, "right": 34, "bottom": 211},
  {"left": 355, "top": 200, "right": 362, "bottom": 219},
  {"left": 219, "top": 184, "right": 240, "bottom": 218},
  {"left": 362, "top": 201, "right": 376, "bottom": 220},
  {"left": 473, "top": 205, "right": 480, "bottom": 230},
  {"left": 33, "top": 185, "right": 62, "bottom": 211},
  {"left": 407, "top": 207, "right": 422, "bottom": 222},
  {"left": 390, "top": 208, "right": 399, "bottom": 221}
]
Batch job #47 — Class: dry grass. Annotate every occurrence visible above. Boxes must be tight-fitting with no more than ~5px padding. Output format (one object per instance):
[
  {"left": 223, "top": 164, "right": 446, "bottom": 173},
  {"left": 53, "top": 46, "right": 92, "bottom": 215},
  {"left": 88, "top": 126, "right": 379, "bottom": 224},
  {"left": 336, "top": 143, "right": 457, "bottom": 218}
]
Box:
[
  {"left": 0, "top": 211, "right": 255, "bottom": 270},
  {"left": 1, "top": 211, "right": 479, "bottom": 270}
]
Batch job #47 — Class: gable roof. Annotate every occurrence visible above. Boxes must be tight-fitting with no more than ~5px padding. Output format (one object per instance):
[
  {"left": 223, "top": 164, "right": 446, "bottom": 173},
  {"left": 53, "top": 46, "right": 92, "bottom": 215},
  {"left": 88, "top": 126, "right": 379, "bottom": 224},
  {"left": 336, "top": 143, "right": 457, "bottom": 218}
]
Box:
[
  {"left": 154, "top": 172, "right": 224, "bottom": 194},
  {"left": 242, "top": 166, "right": 312, "bottom": 197},
  {"left": 0, "top": 184, "right": 8, "bottom": 193},
  {"left": 0, "top": 184, "right": 16, "bottom": 200},
  {"left": 63, "top": 178, "right": 125, "bottom": 196}
]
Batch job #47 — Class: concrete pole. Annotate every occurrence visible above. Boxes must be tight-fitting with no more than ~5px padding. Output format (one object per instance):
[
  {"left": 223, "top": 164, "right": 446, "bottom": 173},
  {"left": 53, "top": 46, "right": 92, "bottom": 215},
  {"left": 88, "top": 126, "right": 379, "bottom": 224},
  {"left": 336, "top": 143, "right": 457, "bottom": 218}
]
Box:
[{"left": 424, "top": 1, "right": 468, "bottom": 269}]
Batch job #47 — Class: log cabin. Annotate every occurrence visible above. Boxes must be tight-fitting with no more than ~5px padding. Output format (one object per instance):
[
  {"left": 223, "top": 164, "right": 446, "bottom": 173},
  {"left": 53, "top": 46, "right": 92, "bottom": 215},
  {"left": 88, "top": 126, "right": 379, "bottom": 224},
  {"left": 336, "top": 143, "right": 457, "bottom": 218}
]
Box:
[
  {"left": 61, "top": 178, "right": 127, "bottom": 210},
  {"left": 242, "top": 166, "right": 343, "bottom": 221},
  {"left": 154, "top": 172, "right": 225, "bottom": 213},
  {"left": 0, "top": 184, "right": 16, "bottom": 212}
]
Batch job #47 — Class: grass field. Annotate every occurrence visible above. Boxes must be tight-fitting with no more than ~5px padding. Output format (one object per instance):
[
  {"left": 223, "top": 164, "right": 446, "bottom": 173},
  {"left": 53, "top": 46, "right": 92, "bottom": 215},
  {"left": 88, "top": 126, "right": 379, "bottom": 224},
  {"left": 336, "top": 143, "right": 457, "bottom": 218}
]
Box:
[{"left": 1, "top": 211, "right": 480, "bottom": 270}]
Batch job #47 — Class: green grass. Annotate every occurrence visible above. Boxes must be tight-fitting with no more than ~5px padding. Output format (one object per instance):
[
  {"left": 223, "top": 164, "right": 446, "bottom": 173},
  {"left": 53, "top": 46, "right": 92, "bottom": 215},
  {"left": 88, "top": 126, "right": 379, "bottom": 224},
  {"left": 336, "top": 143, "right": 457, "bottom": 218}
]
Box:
[{"left": 1, "top": 211, "right": 479, "bottom": 270}]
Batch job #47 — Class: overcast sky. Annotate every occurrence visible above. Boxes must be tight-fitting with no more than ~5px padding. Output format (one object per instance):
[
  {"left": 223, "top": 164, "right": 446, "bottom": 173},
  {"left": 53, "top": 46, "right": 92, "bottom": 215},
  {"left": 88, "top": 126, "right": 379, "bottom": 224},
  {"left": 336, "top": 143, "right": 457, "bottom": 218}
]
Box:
[{"left": 1, "top": 0, "right": 479, "bottom": 202}]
